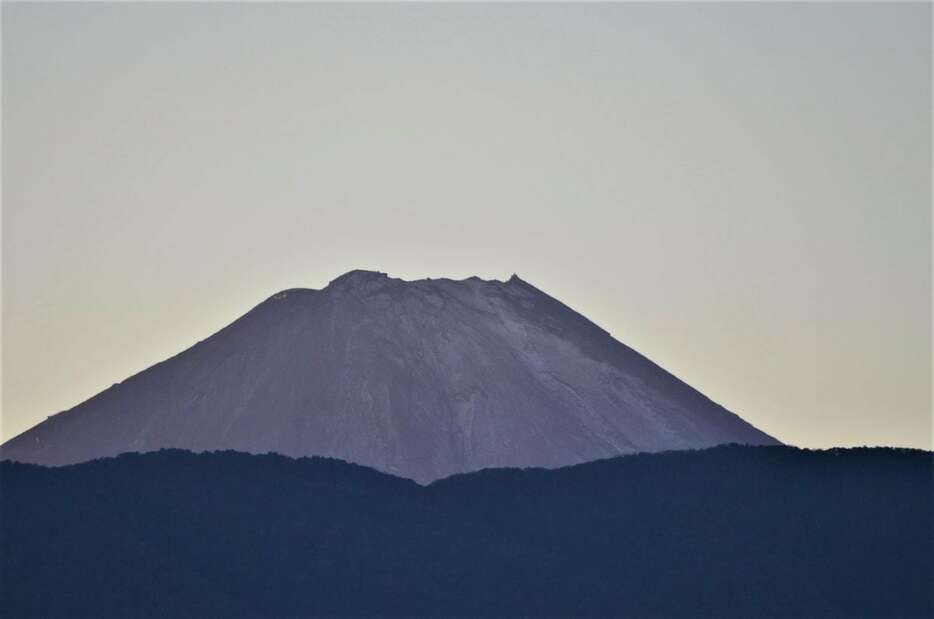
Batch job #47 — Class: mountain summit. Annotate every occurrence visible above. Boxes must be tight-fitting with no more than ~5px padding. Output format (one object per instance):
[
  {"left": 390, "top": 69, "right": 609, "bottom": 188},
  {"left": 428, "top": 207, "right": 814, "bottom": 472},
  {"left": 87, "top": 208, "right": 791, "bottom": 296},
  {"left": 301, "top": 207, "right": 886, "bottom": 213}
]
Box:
[{"left": 1, "top": 270, "right": 778, "bottom": 482}]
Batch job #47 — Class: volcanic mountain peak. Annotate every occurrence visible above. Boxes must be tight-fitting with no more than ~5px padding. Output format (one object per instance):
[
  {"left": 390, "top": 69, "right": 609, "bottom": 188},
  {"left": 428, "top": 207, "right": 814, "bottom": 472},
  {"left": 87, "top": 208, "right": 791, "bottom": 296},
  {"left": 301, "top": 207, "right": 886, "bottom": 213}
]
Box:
[
  {"left": 1, "top": 269, "right": 778, "bottom": 483},
  {"left": 328, "top": 268, "right": 391, "bottom": 288},
  {"left": 326, "top": 269, "right": 524, "bottom": 290}
]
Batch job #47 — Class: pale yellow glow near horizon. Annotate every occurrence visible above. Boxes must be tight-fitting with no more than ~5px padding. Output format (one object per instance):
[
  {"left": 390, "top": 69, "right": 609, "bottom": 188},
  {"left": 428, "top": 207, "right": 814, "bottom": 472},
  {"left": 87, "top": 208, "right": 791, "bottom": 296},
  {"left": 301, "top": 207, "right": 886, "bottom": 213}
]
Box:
[{"left": 2, "top": 3, "right": 931, "bottom": 449}]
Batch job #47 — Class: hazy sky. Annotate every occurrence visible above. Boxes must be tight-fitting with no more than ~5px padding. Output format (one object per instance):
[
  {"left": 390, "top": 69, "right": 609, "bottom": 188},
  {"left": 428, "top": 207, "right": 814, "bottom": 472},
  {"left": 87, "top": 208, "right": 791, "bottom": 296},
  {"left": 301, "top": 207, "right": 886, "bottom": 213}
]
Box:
[{"left": 3, "top": 3, "right": 931, "bottom": 449}]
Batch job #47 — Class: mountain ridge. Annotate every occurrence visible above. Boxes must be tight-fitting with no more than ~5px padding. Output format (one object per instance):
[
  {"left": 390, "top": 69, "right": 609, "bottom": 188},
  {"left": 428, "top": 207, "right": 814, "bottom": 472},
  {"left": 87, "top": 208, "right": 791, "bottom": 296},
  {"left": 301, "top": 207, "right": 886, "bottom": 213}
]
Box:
[
  {"left": 1, "top": 269, "right": 779, "bottom": 482},
  {"left": 4, "top": 442, "right": 927, "bottom": 485}
]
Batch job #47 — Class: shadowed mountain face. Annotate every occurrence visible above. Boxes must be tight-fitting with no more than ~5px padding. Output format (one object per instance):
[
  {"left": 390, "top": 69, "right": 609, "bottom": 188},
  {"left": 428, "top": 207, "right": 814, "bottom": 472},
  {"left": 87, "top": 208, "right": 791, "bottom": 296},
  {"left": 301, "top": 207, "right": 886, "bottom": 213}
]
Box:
[{"left": 0, "top": 270, "right": 777, "bottom": 483}]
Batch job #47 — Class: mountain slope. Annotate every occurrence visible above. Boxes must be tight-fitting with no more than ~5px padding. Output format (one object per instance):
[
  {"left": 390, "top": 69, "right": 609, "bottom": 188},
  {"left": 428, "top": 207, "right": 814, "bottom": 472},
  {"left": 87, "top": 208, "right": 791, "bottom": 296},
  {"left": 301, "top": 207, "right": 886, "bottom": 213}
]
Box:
[
  {"left": 2, "top": 446, "right": 931, "bottom": 617},
  {"left": 1, "top": 270, "right": 777, "bottom": 482}
]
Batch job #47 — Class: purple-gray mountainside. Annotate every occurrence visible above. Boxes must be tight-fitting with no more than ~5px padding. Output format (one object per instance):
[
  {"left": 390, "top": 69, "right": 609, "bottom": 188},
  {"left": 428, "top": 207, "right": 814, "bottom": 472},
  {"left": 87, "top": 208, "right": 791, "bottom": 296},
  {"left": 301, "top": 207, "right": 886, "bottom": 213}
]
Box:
[{"left": 1, "top": 270, "right": 779, "bottom": 483}]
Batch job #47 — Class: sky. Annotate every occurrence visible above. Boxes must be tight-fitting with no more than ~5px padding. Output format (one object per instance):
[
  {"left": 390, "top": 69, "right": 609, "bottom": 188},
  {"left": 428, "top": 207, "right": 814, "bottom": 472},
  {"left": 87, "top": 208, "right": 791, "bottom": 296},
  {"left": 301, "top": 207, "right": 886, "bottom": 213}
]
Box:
[{"left": 2, "top": 3, "right": 931, "bottom": 450}]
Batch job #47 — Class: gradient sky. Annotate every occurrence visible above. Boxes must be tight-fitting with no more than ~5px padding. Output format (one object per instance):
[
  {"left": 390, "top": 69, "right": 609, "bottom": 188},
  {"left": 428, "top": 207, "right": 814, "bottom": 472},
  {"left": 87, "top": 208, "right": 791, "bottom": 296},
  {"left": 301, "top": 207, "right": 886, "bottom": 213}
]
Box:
[{"left": 3, "top": 3, "right": 931, "bottom": 449}]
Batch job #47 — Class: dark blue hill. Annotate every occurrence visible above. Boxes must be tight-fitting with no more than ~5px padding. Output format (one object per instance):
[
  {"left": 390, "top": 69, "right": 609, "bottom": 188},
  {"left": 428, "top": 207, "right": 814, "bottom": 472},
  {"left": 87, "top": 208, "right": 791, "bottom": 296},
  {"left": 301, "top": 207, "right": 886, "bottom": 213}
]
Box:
[{"left": 2, "top": 445, "right": 931, "bottom": 617}]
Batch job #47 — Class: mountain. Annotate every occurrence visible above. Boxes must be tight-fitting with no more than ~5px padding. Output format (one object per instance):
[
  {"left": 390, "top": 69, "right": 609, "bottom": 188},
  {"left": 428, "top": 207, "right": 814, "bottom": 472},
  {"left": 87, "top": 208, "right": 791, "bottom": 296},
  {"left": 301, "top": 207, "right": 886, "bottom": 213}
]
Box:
[
  {"left": 2, "top": 446, "right": 931, "bottom": 617},
  {"left": 0, "top": 269, "right": 778, "bottom": 483}
]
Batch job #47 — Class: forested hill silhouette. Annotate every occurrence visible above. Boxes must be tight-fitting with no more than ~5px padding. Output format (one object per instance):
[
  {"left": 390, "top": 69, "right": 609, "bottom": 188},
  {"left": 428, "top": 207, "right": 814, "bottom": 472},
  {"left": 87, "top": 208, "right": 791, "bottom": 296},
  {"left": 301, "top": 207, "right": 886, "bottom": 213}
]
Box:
[{"left": 2, "top": 445, "right": 931, "bottom": 618}]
